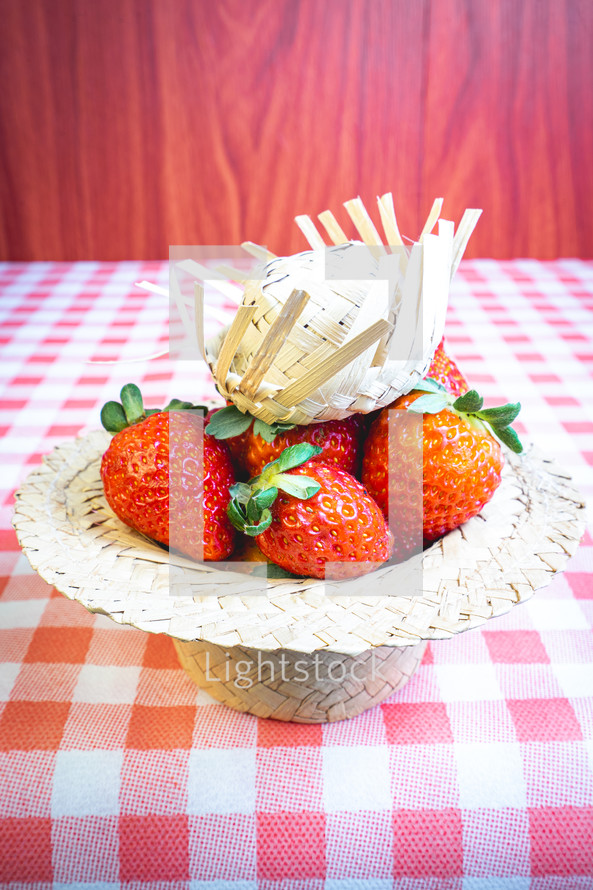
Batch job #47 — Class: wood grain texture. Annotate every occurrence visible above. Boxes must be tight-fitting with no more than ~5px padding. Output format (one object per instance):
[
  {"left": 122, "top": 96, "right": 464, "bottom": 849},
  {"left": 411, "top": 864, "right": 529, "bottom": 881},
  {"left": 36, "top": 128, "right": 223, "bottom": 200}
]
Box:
[{"left": 0, "top": 0, "right": 592, "bottom": 260}]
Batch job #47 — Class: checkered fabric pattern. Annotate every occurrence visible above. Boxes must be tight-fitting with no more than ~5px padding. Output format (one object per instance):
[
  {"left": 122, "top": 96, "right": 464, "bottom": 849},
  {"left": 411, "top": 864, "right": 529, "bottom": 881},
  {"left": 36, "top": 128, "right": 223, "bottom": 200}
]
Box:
[{"left": 1, "top": 259, "right": 593, "bottom": 888}]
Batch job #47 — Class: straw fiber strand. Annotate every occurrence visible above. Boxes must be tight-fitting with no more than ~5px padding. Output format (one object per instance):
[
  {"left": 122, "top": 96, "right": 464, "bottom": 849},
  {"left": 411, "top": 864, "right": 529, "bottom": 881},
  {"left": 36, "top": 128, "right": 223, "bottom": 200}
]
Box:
[{"left": 13, "top": 431, "right": 585, "bottom": 657}]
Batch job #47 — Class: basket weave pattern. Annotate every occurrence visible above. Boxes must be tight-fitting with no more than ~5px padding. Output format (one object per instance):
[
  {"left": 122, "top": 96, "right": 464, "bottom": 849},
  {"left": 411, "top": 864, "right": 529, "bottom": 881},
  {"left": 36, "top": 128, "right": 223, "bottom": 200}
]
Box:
[{"left": 173, "top": 638, "right": 427, "bottom": 723}]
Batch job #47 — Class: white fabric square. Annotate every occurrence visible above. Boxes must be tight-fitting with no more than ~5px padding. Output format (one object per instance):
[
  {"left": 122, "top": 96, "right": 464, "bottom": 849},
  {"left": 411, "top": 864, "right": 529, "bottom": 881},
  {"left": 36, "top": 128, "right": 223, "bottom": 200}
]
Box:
[
  {"left": 51, "top": 750, "right": 122, "bottom": 816},
  {"left": 188, "top": 748, "right": 255, "bottom": 814},
  {"left": 54, "top": 885, "right": 119, "bottom": 890},
  {"left": 0, "top": 599, "right": 47, "bottom": 629},
  {"left": 525, "top": 598, "right": 589, "bottom": 631},
  {"left": 553, "top": 664, "right": 593, "bottom": 698},
  {"left": 0, "top": 663, "right": 20, "bottom": 700},
  {"left": 435, "top": 664, "right": 503, "bottom": 702},
  {"left": 72, "top": 664, "right": 141, "bottom": 704},
  {"left": 323, "top": 746, "right": 391, "bottom": 811},
  {"left": 456, "top": 742, "right": 527, "bottom": 808}
]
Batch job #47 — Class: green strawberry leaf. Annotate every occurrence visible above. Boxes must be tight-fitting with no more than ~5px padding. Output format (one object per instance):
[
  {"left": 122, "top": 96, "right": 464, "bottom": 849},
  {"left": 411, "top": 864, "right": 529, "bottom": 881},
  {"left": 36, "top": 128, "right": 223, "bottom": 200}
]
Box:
[
  {"left": 253, "top": 418, "right": 280, "bottom": 443},
  {"left": 251, "top": 487, "right": 279, "bottom": 511},
  {"left": 453, "top": 390, "right": 484, "bottom": 413},
  {"left": 247, "top": 497, "right": 263, "bottom": 525},
  {"left": 205, "top": 405, "right": 253, "bottom": 439},
  {"left": 407, "top": 393, "right": 450, "bottom": 414},
  {"left": 229, "top": 482, "right": 253, "bottom": 505},
  {"left": 415, "top": 377, "right": 447, "bottom": 393},
  {"left": 492, "top": 425, "right": 523, "bottom": 454},
  {"left": 120, "top": 383, "right": 145, "bottom": 425},
  {"left": 273, "top": 443, "right": 323, "bottom": 473},
  {"left": 164, "top": 399, "right": 197, "bottom": 411},
  {"left": 477, "top": 403, "right": 521, "bottom": 427},
  {"left": 100, "top": 401, "right": 128, "bottom": 433},
  {"left": 227, "top": 499, "right": 248, "bottom": 532},
  {"left": 244, "top": 509, "right": 273, "bottom": 536},
  {"left": 273, "top": 473, "right": 321, "bottom": 499}
]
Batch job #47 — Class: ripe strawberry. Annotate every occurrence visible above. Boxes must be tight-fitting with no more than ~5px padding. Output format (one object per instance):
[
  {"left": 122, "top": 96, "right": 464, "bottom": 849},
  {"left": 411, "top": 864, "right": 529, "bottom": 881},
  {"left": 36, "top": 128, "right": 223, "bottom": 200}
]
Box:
[
  {"left": 361, "top": 381, "right": 522, "bottom": 549},
  {"left": 206, "top": 404, "right": 365, "bottom": 478},
  {"left": 100, "top": 385, "right": 235, "bottom": 561},
  {"left": 425, "top": 338, "right": 468, "bottom": 396},
  {"left": 227, "top": 444, "right": 393, "bottom": 580}
]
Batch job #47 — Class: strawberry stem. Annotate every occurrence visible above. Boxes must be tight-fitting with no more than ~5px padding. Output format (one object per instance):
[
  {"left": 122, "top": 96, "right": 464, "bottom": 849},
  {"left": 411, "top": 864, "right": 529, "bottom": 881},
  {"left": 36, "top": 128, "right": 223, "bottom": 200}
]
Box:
[
  {"left": 100, "top": 384, "right": 208, "bottom": 434},
  {"left": 407, "top": 379, "right": 523, "bottom": 454},
  {"left": 227, "top": 443, "right": 322, "bottom": 536}
]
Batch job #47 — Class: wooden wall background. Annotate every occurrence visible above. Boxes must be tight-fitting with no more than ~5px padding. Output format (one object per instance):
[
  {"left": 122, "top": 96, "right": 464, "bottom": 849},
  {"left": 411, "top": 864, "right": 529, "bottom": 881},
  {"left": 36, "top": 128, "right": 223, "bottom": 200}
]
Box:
[{"left": 0, "top": 0, "right": 592, "bottom": 261}]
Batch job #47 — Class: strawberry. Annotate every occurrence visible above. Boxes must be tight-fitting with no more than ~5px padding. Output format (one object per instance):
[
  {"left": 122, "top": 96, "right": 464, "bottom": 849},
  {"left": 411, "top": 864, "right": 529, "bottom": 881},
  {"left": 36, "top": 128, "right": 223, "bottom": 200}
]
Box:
[
  {"left": 206, "top": 404, "right": 365, "bottom": 478},
  {"left": 100, "top": 385, "right": 235, "bottom": 561},
  {"left": 425, "top": 338, "right": 469, "bottom": 396},
  {"left": 361, "top": 380, "right": 522, "bottom": 550},
  {"left": 227, "top": 444, "right": 393, "bottom": 580}
]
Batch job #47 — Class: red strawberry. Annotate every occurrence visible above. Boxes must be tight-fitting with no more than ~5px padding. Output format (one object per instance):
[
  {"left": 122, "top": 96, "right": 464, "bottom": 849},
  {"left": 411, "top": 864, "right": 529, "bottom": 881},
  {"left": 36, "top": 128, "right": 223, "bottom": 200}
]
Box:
[
  {"left": 227, "top": 444, "right": 393, "bottom": 579},
  {"left": 206, "top": 405, "right": 365, "bottom": 478},
  {"left": 361, "top": 382, "right": 522, "bottom": 551},
  {"left": 425, "top": 338, "right": 469, "bottom": 396},
  {"left": 100, "top": 386, "right": 235, "bottom": 561}
]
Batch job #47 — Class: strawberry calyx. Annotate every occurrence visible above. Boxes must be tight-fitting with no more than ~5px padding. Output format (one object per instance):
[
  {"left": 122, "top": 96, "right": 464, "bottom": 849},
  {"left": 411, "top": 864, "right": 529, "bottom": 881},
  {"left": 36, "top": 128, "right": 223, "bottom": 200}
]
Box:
[
  {"left": 205, "top": 403, "right": 296, "bottom": 443},
  {"left": 100, "top": 383, "right": 208, "bottom": 434},
  {"left": 227, "top": 443, "right": 323, "bottom": 536},
  {"left": 408, "top": 377, "right": 523, "bottom": 454}
]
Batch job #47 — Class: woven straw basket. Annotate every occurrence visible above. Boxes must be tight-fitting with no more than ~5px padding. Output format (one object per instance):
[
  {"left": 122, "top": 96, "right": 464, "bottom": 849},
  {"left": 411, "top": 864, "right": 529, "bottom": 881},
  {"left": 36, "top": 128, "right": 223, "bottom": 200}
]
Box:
[
  {"left": 13, "top": 430, "right": 585, "bottom": 723},
  {"left": 178, "top": 194, "right": 483, "bottom": 425}
]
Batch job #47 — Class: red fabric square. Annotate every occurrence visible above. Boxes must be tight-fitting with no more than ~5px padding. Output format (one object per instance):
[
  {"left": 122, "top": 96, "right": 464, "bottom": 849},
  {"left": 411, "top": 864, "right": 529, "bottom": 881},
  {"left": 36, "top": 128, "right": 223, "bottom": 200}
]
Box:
[
  {"left": 483, "top": 630, "right": 550, "bottom": 663},
  {"left": 125, "top": 705, "right": 195, "bottom": 749},
  {"left": 52, "top": 816, "right": 119, "bottom": 882},
  {"left": 530, "top": 806, "right": 593, "bottom": 875},
  {"left": 143, "top": 632, "right": 180, "bottom": 669},
  {"left": 0, "top": 817, "right": 52, "bottom": 880},
  {"left": 120, "top": 814, "right": 189, "bottom": 881},
  {"left": 24, "top": 626, "right": 93, "bottom": 663},
  {"left": 257, "top": 719, "right": 322, "bottom": 747},
  {"left": 0, "top": 701, "right": 70, "bottom": 751},
  {"left": 257, "top": 812, "right": 326, "bottom": 880},
  {"left": 508, "top": 698, "right": 583, "bottom": 742},
  {"left": 567, "top": 573, "right": 593, "bottom": 599},
  {"left": 392, "top": 809, "right": 463, "bottom": 878},
  {"left": 421, "top": 643, "right": 434, "bottom": 664},
  {"left": 189, "top": 814, "right": 256, "bottom": 880},
  {"left": 0, "top": 529, "right": 18, "bottom": 550},
  {"left": 382, "top": 702, "right": 453, "bottom": 744}
]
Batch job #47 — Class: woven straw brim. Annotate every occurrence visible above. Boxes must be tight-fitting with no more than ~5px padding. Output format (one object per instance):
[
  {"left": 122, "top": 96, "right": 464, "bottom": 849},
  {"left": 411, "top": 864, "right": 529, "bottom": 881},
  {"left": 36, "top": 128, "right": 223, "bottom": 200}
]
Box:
[{"left": 12, "top": 430, "right": 585, "bottom": 656}]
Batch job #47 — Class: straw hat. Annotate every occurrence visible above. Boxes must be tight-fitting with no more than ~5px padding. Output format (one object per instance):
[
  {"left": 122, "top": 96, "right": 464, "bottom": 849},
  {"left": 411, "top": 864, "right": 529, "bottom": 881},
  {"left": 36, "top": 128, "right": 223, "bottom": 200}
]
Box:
[
  {"left": 185, "top": 194, "right": 483, "bottom": 424},
  {"left": 13, "top": 430, "right": 585, "bottom": 721}
]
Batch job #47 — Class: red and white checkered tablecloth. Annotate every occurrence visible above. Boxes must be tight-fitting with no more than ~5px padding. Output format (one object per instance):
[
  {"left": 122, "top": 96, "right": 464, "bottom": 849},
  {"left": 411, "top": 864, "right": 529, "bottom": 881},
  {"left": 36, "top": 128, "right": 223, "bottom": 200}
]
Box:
[{"left": 1, "top": 259, "right": 593, "bottom": 888}]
